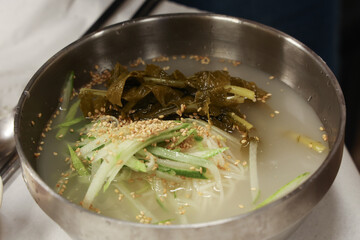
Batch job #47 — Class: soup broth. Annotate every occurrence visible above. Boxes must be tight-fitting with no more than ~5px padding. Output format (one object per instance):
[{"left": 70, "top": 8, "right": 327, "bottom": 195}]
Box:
[{"left": 36, "top": 56, "right": 328, "bottom": 224}]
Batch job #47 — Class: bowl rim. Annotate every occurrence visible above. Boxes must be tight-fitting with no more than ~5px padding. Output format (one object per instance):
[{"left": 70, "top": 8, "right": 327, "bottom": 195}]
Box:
[{"left": 14, "top": 12, "right": 346, "bottom": 230}]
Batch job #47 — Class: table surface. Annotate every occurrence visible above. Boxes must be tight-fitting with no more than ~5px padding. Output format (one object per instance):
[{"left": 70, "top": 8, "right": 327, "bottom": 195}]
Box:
[{"left": 1, "top": 1, "right": 359, "bottom": 239}]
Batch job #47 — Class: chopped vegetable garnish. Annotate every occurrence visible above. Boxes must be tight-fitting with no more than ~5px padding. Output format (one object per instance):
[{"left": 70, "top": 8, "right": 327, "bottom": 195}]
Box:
[{"left": 255, "top": 172, "right": 310, "bottom": 209}]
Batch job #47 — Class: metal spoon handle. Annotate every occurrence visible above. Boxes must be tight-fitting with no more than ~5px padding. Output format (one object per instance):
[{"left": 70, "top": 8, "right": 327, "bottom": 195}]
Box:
[{"left": 0, "top": 151, "right": 19, "bottom": 185}]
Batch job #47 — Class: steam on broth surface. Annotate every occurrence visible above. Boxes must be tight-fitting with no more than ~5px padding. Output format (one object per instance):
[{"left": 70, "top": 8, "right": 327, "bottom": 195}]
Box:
[{"left": 36, "top": 56, "right": 328, "bottom": 224}]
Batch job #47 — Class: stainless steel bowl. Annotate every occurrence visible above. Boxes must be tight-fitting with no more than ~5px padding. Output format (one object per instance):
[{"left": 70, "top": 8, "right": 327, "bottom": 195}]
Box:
[{"left": 14, "top": 13, "right": 345, "bottom": 240}]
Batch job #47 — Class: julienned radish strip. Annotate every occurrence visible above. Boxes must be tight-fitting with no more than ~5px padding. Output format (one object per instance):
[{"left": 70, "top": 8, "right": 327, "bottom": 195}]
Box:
[
  {"left": 249, "top": 140, "right": 260, "bottom": 203},
  {"left": 113, "top": 182, "right": 158, "bottom": 223},
  {"left": 67, "top": 144, "right": 89, "bottom": 176},
  {"left": 255, "top": 172, "right": 310, "bottom": 209}
]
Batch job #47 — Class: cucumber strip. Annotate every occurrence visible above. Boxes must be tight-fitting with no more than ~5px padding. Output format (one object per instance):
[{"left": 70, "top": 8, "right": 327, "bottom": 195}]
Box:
[
  {"left": 171, "top": 128, "right": 196, "bottom": 148},
  {"left": 82, "top": 123, "right": 189, "bottom": 208},
  {"left": 157, "top": 164, "right": 207, "bottom": 179},
  {"left": 255, "top": 172, "right": 310, "bottom": 209},
  {"left": 92, "top": 144, "right": 106, "bottom": 152},
  {"left": 56, "top": 100, "right": 80, "bottom": 139},
  {"left": 157, "top": 158, "right": 207, "bottom": 178},
  {"left": 249, "top": 140, "right": 260, "bottom": 203},
  {"left": 146, "top": 146, "right": 211, "bottom": 168},
  {"left": 59, "top": 71, "right": 74, "bottom": 112},
  {"left": 126, "top": 156, "right": 147, "bottom": 172},
  {"left": 156, "top": 198, "right": 167, "bottom": 211},
  {"left": 156, "top": 158, "right": 199, "bottom": 170},
  {"left": 67, "top": 144, "right": 89, "bottom": 176},
  {"left": 155, "top": 171, "right": 184, "bottom": 183},
  {"left": 86, "top": 140, "right": 133, "bottom": 199},
  {"left": 189, "top": 147, "right": 228, "bottom": 159},
  {"left": 54, "top": 116, "right": 85, "bottom": 128},
  {"left": 80, "top": 135, "right": 110, "bottom": 156}
]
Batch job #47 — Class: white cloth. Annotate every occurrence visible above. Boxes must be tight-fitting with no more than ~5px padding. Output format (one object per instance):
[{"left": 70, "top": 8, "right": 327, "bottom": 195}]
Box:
[{"left": 0, "top": 0, "right": 112, "bottom": 117}]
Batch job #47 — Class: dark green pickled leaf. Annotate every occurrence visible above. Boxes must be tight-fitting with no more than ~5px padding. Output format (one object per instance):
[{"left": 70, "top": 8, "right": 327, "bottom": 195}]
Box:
[
  {"left": 143, "top": 65, "right": 187, "bottom": 88},
  {"left": 79, "top": 88, "right": 118, "bottom": 117},
  {"left": 132, "top": 103, "right": 178, "bottom": 119},
  {"left": 187, "top": 70, "right": 230, "bottom": 90},
  {"left": 78, "top": 62, "right": 269, "bottom": 137},
  {"left": 121, "top": 84, "right": 152, "bottom": 116},
  {"left": 106, "top": 72, "right": 131, "bottom": 107},
  {"left": 122, "top": 84, "right": 151, "bottom": 102},
  {"left": 108, "top": 63, "right": 128, "bottom": 86},
  {"left": 169, "top": 69, "right": 187, "bottom": 81},
  {"left": 144, "top": 64, "right": 170, "bottom": 78},
  {"left": 211, "top": 115, "right": 237, "bottom": 133},
  {"left": 147, "top": 85, "right": 183, "bottom": 107}
]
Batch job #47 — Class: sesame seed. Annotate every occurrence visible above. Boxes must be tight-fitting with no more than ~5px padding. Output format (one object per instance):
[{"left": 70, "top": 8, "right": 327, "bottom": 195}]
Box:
[{"left": 322, "top": 134, "right": 328, "bottom": 142}]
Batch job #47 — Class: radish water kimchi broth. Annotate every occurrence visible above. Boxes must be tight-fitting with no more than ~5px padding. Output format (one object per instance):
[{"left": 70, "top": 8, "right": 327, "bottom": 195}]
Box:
[{"left": 35, "top": 56, "right": 329, "bottom": 225}]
